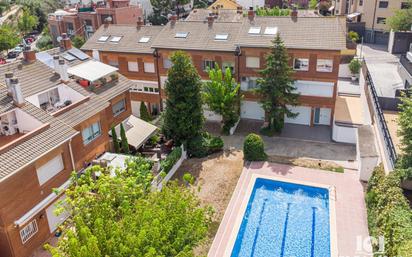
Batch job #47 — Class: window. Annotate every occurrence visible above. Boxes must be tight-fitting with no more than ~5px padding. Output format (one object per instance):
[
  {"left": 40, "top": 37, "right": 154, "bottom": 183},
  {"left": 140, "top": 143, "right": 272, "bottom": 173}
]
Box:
[
  {"left": 293, "top": 58, "right": 309, "bottom": 71},
  {"left": 359, "top": 0, "right": 363, "bottom": 5},
  {"left": 247, "top": 78, "right": 258, "bottom": 90},
  {"left": 98, "top": 35, "right": 110, "bottom": 42},
  {"left": 264, "top": 27, "right": 278, "bottom": 35},
  {"left": 378, "top": 1, "right": 388, "bottom": 8},
  {"left": 143, "top": 86, "right": 159, "bottom": 93},
  {"left": 246, "top": 57, "right": 260, "bottom": 68},
  {"left": 377, "top": 17, "right": 386, "bottom": 24},
  {"left": 248, "top": 27, "right": 261, "bottom": 34},
  {"left": 163, "top": 58, "right": 172, "bottom": 69},
  {"left": 316, "top": 59, "right": 333, "bottom": 72},
  {"left": 215, "top": 34, "right": 229, "bottom": 40},
  {"left": 401, "top": 2, "right": 411, "bottom": 9},
  {"left": 112, "top": 99, "right": 126, "bottom": 116},
  {"left": 202, "top": 60, "right": 215, "bottom": 71},
  {"left": 20, "top": 220, "right": 38, "bottom": 244},
  {"left": 139, "top": 36, "right": 150, "bottom": 43},
  {"left": 66, "top": 22, "right": 74, "bottom": 35},
  {"left": 175, "top": 32, "right": 189, "bottom": 38},
  {"left": 222, "top": 61, "right": 235, "bottom": 74},
  {"left": 144, "top": 62, "right": 155, "bottom": 73},
  {"left": 108, "top": 60, "right": 119, "bottom": 68},
  {"left": 36, "top": 154, "right": 64, "bottom": 186},
  {"left": 110, "top": 36, "right": 122, "bottom": 43},
  {"left": 82, "top": 121, "right": 101, "bottom": 145},
  {"left": 127, "top": 61, "right": 138, "bottom": 72}
]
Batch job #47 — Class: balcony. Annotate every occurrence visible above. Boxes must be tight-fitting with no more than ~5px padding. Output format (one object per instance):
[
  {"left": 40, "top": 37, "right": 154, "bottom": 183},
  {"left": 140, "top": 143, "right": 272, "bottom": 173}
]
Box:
[{"left": 400, "top": 53, "right": 412, "bottom": 76}]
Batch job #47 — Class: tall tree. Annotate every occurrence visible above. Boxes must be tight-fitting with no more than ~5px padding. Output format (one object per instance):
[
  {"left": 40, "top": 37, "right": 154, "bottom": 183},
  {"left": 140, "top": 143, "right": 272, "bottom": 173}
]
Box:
[
  {"left": 203, "top": 64, "right": 241, "bottom": 134},
  {"left": 257, "top": 34, "right": 299, "bottom": 133},
  {"left": 387, "top": 1, "right": 412, "bottom": 31},
  {"left": 162, "top": 51, "right": 203, "bottom": 144},
  {"left": 111, "top": 126, "right": 120, "bottom": 153},
  {"left": 397, "top": 95, "right": 412, "bottom": 169},
  {"left": 0, "top": 25, "right": 20, "bottom": 53},
  {"left": 120, "top": 123, "right": 130, "bottom": 154},
  {"left": 140, "top": 102, "right": 152, "bottom": 121},
  {"left": 150, "top": 0, "right": 190, "bottom": 18},
  {"left": 17, "top": 8, "right": 39, "bottom": 35}
]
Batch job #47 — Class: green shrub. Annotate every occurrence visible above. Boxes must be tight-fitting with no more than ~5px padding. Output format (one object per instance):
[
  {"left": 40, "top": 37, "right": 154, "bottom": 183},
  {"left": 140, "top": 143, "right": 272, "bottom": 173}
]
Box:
[
  {"left": 349, "top": 58, "right": 362, "bottom": 74},
  {"left": 183, "top": 172, "right": 195, "bottom": 185},
  {"left": 160, "top": 147, "right": 182, "bottom": 174},
  {"left": 348, "top": 31, "right": 360, "bottom": 43},
  {"left": 140, "top": 102, "right": 152, "bottom": 121},
  {"left": 366, "top": 165, "right": 412, "bottom": 256},
  {"left": 187, "top": 132, "right": 224, "bottom": 158},
  {"left": 243, "top": 133, "right": 267, "bottom": 161}
]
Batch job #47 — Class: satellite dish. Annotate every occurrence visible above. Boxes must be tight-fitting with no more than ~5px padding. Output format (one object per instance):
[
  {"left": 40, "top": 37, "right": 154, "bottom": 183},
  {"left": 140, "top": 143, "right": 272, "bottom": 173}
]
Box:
[{"left": 57, "top": 36, "right": 63, "bottom": 43}]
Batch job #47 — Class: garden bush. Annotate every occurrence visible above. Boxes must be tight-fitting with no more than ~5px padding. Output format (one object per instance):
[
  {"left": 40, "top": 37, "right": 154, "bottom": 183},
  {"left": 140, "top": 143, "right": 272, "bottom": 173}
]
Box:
[
  {"left": 187, "top": 132, "right": 224, "bottom": 158},
  {"left": 366, "top": 165, "right": 412, "bottom": 256},
  {"left": 160, "top": 146, "right": 182, "bottom": 174},
  {"left": 243, "top": 133, "right": 267, "bottom": 161}
]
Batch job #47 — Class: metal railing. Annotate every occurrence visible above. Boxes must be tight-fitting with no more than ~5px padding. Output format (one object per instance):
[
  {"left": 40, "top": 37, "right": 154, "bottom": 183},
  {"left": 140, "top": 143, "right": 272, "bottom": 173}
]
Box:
[
  {"left": 365, "top": 68, "right": 398, "bottom": 168},
  {"left": 400, "top": 54, "right": 412, "bottom": 77}
]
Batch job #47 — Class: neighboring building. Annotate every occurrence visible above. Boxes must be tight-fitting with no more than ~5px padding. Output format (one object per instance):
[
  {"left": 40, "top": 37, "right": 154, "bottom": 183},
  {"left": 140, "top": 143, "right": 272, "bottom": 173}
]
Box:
[
  {"left": 48, "top": 0, "right": 143, "bottom": 43},
  {"left": 186, "top": 8, "right": 243, "bottom": 22},
  {"left": 399, "top": 43, "right": 412, "bottom": 89},
  {"left": 337, "top": 0, "right": 409, "bottom": 43},
  {"left": 208, "top": 0, "right": 243, "bottom": 10},
  {"left": 0, "top": 36, "right": 137, "bottom": 257},
  {"left": 82, "top": 11, "right": 347, "bottom": 129}
]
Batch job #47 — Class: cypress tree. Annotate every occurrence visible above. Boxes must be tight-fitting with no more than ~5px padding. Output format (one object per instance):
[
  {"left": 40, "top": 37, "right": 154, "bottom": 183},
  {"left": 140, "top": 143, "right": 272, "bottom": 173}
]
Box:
[
  {"left": 162, "top": 51, "right": 203, "bottom": 144},
  {"left": 257, "top": 34, "right": 299, "bottom": 133},
  {"left": 120, "top": 123, "right": 130, "bottom": 154},
  {"left": 140, "top": 102, "right": 152, "bottom": 121},
  {"left": 111, "top": 126, "right": 120, "bottom": 153}
]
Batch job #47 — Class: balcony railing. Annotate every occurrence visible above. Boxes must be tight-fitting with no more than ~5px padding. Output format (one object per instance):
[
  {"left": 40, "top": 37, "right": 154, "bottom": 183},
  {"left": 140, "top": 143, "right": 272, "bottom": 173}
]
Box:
[{"left": 400, "top": 54, "right": 412, "bottom": 76}]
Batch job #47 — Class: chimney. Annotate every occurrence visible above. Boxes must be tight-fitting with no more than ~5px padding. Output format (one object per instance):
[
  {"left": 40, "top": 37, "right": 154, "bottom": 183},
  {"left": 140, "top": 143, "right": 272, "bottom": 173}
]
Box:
[
  {"left": 169, "top": 12, "right": 177, "bottom": 27},
  {"left": 137, "top": 16, "right": 144, "bottom": 29},
  {"left": 207, "top": 13, "right": 214, "bottom": 28},
  {"left": 10, "top": 78, "right": 24, "bottom": 107},
  {"left": 53, "top": 55, "right": 60, "bottom": 74},
  {"left": 248, "top": 7, "right": 255, "bottom": 22},
  {"left": 59, "top": 59, "right": 69, "bottom": 83},
  {"left": 4, "top": 72, "right": 13, "bottom": 96},
  {"left": 237, "top": 6, "right": 243, "bottom": 14},
  {"left": 23, "top": 46, "right": 36, "bottom": 64},
  {"left": 104, "top": 16, "right": 112, "bottom": 28},
  {"left": 291, "top": 7, "right": 298, "bottom": 20},
  {"left": 60, "top": 33, "right": 72, "bottom": 50}
]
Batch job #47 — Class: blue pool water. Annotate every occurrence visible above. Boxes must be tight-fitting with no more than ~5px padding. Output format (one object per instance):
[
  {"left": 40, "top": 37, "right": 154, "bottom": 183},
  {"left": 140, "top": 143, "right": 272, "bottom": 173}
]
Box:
[{"left": 231, "top": 178, "right": 330, "bottom": 257}]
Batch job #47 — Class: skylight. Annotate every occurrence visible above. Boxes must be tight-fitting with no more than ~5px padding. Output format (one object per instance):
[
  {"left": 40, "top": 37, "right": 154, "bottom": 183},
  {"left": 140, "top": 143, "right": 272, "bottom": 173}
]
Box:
[
  {"left": 139, "top": 36, "right": 151, "bottom": 43},
  {"left": 248, "top": 27, "right": 261, "bottom": 35},
  {"left": 215, "top": 34, "right": 229, "bottom": 40},
  {"left": 175, "top": 32, "right": 189, "bottom": 38},
  {"left": 264, "top": 27, "right": 278, "bottom": 35},
  {"left": 110, "top": 36, "right": 122, "bottom": 43},
  {"left": 98, "top": 35, "right": 110, "bottom": 42}
]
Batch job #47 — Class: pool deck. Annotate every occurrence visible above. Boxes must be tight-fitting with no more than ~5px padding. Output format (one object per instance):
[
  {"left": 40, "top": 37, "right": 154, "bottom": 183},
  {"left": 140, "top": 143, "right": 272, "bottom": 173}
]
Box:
[{"left": 208, "top": 162, "right": 372, "bottom": 257}]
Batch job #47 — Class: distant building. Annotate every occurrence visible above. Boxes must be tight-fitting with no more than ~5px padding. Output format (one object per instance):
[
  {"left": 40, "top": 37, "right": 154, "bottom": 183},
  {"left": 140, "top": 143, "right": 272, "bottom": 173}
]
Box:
[{"left": 208, "top": 0, "right": 243, "bottom": 10}]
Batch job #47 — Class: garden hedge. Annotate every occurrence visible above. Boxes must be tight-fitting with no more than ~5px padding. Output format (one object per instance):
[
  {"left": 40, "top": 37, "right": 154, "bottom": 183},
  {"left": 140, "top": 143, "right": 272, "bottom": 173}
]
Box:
[
  {"left": 243, "top": 133, "right": 267, "bottom": 161},
  {"left": 160, "top": 147, "right": 182, "bottom": 174},
  {"left": 187, "top": 132, "right": 224, "bottom": 158}
]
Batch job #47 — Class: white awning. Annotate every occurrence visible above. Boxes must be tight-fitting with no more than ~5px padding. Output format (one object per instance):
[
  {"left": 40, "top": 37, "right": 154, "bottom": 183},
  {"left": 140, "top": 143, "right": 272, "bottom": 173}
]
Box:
[
  {"left": 111, "top": 115, "right": 158, "bottom": 149},
  {"left": 347, "top": 12, "right": 361, "bottom": 19},
  {"left": 67, "top": 60, "right": 118, "bottom": 82}
]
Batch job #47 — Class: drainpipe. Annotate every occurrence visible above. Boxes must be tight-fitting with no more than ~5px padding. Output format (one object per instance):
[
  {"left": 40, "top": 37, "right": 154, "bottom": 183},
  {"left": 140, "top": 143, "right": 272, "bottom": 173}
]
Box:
[
  {"left": 68, "top": 138, "right": 76, "bottom": 172},
  {"left": 371, "top": 0, "right": 378, "bottom": 41},
  {"left": 154, "top": 49, "right": 163, "bottom": 111}
]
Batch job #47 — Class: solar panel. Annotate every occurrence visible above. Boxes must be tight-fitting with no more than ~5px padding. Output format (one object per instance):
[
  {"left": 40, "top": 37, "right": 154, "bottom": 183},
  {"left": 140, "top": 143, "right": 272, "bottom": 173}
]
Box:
[
  {"left": 68, "top": 48, "right": 89, "bottom": 61},
  {"left": 248, "top": 27, "right": 261, "bottom": 35},
  {"left": 62, "top": 53, "right": 76, "bottom": 62},
  {"left": 110, "top": 36, "right": 122, "bottom": 43},
  {"left": 215, "top": 34, "right": 229, "bottom": 40},
  {"left": 175, "top": 32, "right": 189, "bottom": 38},
  {"left": 264, "top": 27, "right": 278, "bottom": 35},
  {"left": 35, "top": 52, "right": 54, "bottom": 68},
  {"left": 98, "top": 35, "right": 110, "bottom": 42}
]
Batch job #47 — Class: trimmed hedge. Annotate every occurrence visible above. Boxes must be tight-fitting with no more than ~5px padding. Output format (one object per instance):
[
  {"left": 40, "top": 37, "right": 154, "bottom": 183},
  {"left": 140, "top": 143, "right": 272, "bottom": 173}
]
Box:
[
  {"left": 366, "top": 165, "right": 412, "bottom": 256},
  {"left": 160, "top": 147, "right": 182, "bottom": 174},
  {"left": 243, "top": 133, "right": 267, "bottom": 161},
  {"left": 187, "top": 132, "right": 224, "bottom": 158}
]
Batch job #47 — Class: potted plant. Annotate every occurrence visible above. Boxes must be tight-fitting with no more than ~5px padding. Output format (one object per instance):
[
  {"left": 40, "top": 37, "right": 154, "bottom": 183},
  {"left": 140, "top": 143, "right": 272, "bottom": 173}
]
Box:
[
  {"left": 110, "top": 73, "right": 119, "bottom": 82},
  {"left": 349, "top": 58, "right": 362, "bottom": 81}
]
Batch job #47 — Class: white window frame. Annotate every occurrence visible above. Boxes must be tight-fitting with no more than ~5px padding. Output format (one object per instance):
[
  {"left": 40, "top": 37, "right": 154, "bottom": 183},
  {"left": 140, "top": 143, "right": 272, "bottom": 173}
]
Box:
[
  {"left": 20, "top": 220, "right": 38, "bottom": 244},
  {"left": 82, "top": 121, "right": 101, "bottom": 145},
  {"left": 264, "top": 27, "right": 278, "bottom": 35},
  {"left": 316, "top": 59, "right": 333, "bottom": 72},
  {"left": 248, "top": 27, "right": 261, "bottom": 34},
  {"left": 98, "top": 35, "right": 110, "bottom": 42},
  {"left": 222, "top": 61, "right": 235, "bottom": 74},
  {"left": 202, "top": 60, "right": 215, "bottom": 71},
  {"left": 110, "top": 36, "right": 122, "bottom": 43},
  {"left": 138, "top": 36, "right": 150, "bottom": 43},
  {"left": 112, "top": 99, "right": 126, "bottom": 116},
  {"left": 215, "top": 34, "right": 229, "bottom": 40},
  {"left": 108, "top": 59, "right": 119, "bottom": 68},
  {"left": 246, "top": 56, "right": 260, "bottom": 69},
  {"left": 163, "top": 58, "right": 172, "bottom": 69},
  {"left": 293, "top": 58, "right": 309, "bottom": 71},
  {"left": 36, "top": 154, "right": 64, "bottom": 186},
  {"left": 175, "top": 32, "right": 189, "bottom": 38},
  {"left": 127, "top": 61, "right": 139, "bottom": 72},
  {"left": 144, "top": 62, "right": 155, "bottom": 73},
  {"left": 143, "top": 86, "right": 159, "bottom": 94}
]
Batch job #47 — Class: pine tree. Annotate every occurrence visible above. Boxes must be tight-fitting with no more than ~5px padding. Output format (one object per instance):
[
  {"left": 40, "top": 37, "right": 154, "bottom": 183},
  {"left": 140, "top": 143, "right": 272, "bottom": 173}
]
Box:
[
  {"left": 140, "top": 102, "right": 152, "bottom": 121},
  {"left": 162, "top": 51, "right": 203, "bottom": 144},
  {"left": 257, "top": 34, "right": 299, "bottom": 133},
  {"left": 120, "top": 123, "right": 130, "bottom": 154},
  {"left": 111, "top": 126, "right": 120, "bottom": 153}
]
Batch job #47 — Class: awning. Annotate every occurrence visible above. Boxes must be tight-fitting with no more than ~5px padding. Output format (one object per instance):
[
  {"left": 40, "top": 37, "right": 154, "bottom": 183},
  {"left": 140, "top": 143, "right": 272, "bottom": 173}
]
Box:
[
  {"left": 347, "top": 12, "right": 361, "bottom": 19},
  {"left": 111, "top": 115, "right": 158, "bottom": 149},
  {"left": 67, "top": 60, "right": 118, "bottom": 82},
  {"left": 334, "top": 95, "right": 363, "bottom": 125}
]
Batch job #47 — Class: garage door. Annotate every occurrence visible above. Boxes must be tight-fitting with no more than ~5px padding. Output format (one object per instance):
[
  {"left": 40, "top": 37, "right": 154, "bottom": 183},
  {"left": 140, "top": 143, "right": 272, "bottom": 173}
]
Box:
[
  {"left": 284, "top": 106, "right": 311, "bottom": 125},
  {"left": 241, "top": 101, "right": 265, "bottom": 120},
  {"left": 46, "top": 195, "right": 69, "bottom": 233}
]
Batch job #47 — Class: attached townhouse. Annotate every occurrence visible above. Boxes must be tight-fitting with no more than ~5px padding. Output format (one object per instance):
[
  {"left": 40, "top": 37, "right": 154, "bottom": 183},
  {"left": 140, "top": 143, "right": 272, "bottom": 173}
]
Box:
[
  {"left": 0, "top": 36, "right": 134, "bottom": 257},
  {"left": 82, "top": 10, "right": 347, "bottom": 129}
]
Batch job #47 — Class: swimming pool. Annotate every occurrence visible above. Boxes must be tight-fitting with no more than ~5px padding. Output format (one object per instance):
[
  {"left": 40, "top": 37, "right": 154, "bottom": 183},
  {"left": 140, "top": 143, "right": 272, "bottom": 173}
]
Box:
[{"left": 230, "top": 178, "right": 331, "bottom": 257}]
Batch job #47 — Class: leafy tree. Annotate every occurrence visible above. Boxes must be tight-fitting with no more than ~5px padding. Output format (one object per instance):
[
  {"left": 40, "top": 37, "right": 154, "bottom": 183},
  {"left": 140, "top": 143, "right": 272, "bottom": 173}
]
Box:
[
  {"left": 397, "top": 95, "right": 412, "bottom": 169},
  {"left": 72, "top": 35, "right": 85, "bottom": 49},
  {"left": 148, "top": 10, "right": 168, "bottom": 25},
  {"left": 387, "top": 1, "right": 412, "bottom": 31},
  {"left": 0, "top": 1, "right": 10, "bottom": 16},
  {"left": 140, "top": 101, "right": 152, "bottom": 121},
  {"left": 348, "top": 31, "right": 360, "bottom": 43},
  {"left": 47, "top": 158, "right": 212, "bottom": 257},
  {"left": 203, "top": 65, "right": 241, "bottom": 134},
  {"left": 120, "top": 123, "right": 130, "bottom": 154},
  {"left": 309, "top": 0, "right": 318, "bottom": 9},
  {"left": 0, "top": 25, "right": 20, "bottom": 53},
  {"left": 36, "top": 26, "right": 53, "bottom": 50},
  {"left": 162, "top": 51, "right": 203, "bottom": 145},
  {"left": 17, "top": 8, "right": 39, "bottom": 35},
  {"left": 111, "top": 126, "right": 120, "bottom": 153},
  {"left": 150, "top": 0, "right": 190, "bottom": 17},
  {"left": 257, "top": 34, "right": 299, "bottom": 133}
]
